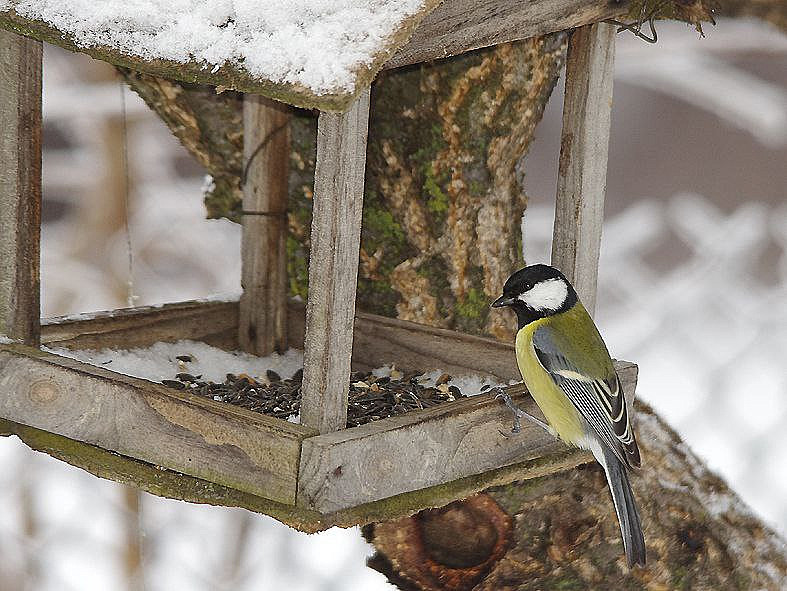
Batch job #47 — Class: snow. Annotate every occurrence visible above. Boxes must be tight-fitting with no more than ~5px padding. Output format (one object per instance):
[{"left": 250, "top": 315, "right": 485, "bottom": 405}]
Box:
[
  {"left": 45, "top": 339, "right": 303, "bottom": 384},
  {"left": 2, "top": 0, "right": 428, "bottom": 95},
  {"left": 0, "top": 335, "right": 15, "bottom": 344},
  {"left": 412, "top": 367, "right": 506, "bottom": 396},
  {"left": 362, "top": 363, "right": 505, "bottom": 397}
]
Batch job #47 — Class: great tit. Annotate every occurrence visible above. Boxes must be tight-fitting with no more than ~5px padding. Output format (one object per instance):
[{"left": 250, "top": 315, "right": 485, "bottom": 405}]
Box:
[{"left": 492, "top": 264, "right": 645, "bottom": 567}]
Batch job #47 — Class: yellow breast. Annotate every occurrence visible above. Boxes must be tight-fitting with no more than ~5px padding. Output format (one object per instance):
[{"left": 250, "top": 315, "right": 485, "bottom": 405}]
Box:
[{"left": 515, "top": 321, "right": 585, "bottom": 445}]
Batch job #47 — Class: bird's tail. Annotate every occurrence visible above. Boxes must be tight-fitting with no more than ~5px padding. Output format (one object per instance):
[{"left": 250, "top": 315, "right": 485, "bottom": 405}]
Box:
[{"left": 597, "top": 444, "right": 646, "bottom": 567}]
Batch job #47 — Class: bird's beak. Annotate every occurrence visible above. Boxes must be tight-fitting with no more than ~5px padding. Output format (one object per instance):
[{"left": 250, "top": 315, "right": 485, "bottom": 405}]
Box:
[{"left": 491, "top": 295, "right": 516, "bottom": 308}]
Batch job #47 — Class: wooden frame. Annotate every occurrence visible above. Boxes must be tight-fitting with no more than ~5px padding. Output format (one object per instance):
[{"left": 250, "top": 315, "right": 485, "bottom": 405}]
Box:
[
  {"left": 552, "top": 22, "right": 615, "bottom": 312},
  {"left": 1, "top": 299, "right": 637, "bottom": 524},
  {"left": 0, "top": 0, "right": 626, "bottom": 527},
  {"left": 386, "top": 0, "right": 630, "bottom": 70},
  {"left": 301, "top": 89, "right": 371, "bottom": 434},
  {"left": 0, "top": 29, "right": 41, "bottom": 346},
  {"left": 0, "top": 340, "right": 311, "bottom": 504},
  {"left": 239, "top": 96, "right": 290, "bottom": 355}
]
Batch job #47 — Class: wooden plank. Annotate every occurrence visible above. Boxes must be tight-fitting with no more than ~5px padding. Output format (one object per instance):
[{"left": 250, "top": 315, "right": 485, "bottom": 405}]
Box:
[
  {"left": 0, "top": 30, "right": 41, "bottom": 345},
  {"left": 298, "top": 361, "right": 637, "bottom": 513},
  {"left": 42, "top": 299, "right": 542, "bottom": 383},
  {"left": 239, "top": 96, "right": 290, "bottom": 356},
  {"left": 44, "top": 297, "right": 603, "bottom": 387},
  {"left": 551, "top": 22, "right": 615, "bottom": 313},
  {"left": 301, "top": 89, "right": 371, "bottom": 434},
  {"left": 0, "top": 344, "right": 316, "bottom": 504},
  {"left": 351, "top": 312, "right": 521, "bottom": 382},
  {"left": 284, "top": 301, "right": 521, "bottom": 382},
  {"left": 41, "top": 300, "right": 239, "bottom": 351},
  {"left": 1, "top": 416, "right": 587, "bottom": 533},
  {"left": 385, "top": 0, "right": 630, "bottom": 70}
]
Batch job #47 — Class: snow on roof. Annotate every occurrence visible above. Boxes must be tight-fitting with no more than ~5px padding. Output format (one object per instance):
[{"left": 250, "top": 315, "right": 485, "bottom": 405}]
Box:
[{"left": 1, "top": 0, "right": 439, "bottom": 108}]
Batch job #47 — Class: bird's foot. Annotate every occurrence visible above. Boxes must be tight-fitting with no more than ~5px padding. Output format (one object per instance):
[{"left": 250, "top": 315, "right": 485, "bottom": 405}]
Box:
[{"left": 494, "top": 387, "right": 552, "bottom": 436}]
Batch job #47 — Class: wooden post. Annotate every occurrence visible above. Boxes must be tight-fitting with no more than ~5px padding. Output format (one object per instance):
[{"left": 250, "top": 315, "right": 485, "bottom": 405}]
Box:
[
  {"left": 301, "top": 88, "right": 371, "bottom": 434},
  {"left": 239, "top": 96, "right": 290, "bottom": 355},
  {"left": 0, "top": 31, "right": 42, "bottom": 346},
  {"left": 551, "top": 23, "right": 615, "bottom": 314}
]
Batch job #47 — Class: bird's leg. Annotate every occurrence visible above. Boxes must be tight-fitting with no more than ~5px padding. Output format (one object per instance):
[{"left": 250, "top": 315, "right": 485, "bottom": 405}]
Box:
[{"left": 494, "top": 388, "right": 553, "bottom": 436}]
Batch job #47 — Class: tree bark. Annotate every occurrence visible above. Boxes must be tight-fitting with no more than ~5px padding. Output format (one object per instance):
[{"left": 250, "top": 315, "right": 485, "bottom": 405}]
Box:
[
  {"left": 363, "top": 401, "right": 787, "bottom": 590},
  {"left": 121, "top": 35, "right": 566, "bottom": 341}
]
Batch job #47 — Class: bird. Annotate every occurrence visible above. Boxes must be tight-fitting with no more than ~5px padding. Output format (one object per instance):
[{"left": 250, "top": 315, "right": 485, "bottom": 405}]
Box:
[{"left": 491, "top": 264, "right": 645, "bottom": 567}]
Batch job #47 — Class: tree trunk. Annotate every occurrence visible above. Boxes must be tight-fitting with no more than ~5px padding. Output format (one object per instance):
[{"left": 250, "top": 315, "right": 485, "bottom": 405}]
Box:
[
  {"left": 120, "top": 35, "right": 566, "bottom": 341},
  {"left": 363, "top": 401, "right": 787, "bottom": 590}
]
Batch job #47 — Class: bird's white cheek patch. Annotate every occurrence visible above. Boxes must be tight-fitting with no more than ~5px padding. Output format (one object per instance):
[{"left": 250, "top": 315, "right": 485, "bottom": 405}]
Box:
[{"left": 519, "top": 278, "right": 568, "bottom": 312}]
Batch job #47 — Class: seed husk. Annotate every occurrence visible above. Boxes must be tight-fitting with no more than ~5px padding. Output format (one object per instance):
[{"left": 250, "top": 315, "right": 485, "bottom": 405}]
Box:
[{"left": 160, "top": 366, "right": 484, "bottom": 427}]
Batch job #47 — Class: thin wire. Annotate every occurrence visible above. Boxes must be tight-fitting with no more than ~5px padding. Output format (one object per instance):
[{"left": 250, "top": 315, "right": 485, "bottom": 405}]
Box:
[
  {"left": 119, "top": 80, "right": 137, "bottom": 308},
  {"left": 241, "top": 119, "right": 290, "bottom": 187}
]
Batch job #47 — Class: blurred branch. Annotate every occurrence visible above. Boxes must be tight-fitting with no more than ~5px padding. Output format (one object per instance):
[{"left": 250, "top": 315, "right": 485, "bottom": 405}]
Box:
[
  {"left": 122, "top": 486, "right": 145, "bottom": 591},
  {"left": 19, "top": 469, "right": 38, "bottom": 591},
  {"left": 216, "top": 512, "right": 254, "bottom": 590}
]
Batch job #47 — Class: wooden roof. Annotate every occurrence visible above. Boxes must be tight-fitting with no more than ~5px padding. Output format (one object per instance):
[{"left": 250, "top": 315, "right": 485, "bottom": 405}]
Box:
[{"left": 0, "top": 0, "right": 631, "bottom": 111}]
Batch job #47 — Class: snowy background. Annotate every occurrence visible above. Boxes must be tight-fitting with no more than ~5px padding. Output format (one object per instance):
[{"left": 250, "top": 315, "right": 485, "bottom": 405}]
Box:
[{"left": 1, "top": 18, "right": 786, "bottom": 590}]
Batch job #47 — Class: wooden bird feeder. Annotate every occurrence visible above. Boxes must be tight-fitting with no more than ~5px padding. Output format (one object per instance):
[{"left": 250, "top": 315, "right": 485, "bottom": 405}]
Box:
[{"left": 0, "top": 0, "right": 638, "bottom": 530}]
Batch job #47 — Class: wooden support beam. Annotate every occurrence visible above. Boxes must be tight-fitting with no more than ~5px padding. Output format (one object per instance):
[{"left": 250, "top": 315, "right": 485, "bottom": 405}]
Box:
[
  {"left": 551, "top": 23, "right": 615, "bottom": 313},
  {"left": 42, "top": 300, "right": 239, "bottom": 351},
  {"left": 0, "top": 343, "right": 314, "bottom": 503},
  {"left": 0, "top": 30, "right": 41, "bottom": 345},
  {"left": 301, "top": 89, "right": 371, "bottom": 434},
  {"left": 239, "top": 96, "right": 290, "bottom": 355},
  {"left": 386, "top": 0, "right": 631, "bottom": 70}
]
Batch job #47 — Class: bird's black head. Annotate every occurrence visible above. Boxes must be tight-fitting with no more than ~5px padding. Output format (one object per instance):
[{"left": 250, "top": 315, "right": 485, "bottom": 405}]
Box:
[{"left": 491, "top": 264, "right": 578, "bottom": 329}]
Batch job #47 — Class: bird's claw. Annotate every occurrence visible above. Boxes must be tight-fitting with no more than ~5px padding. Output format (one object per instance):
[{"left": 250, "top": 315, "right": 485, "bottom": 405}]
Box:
[
  {"left": 494, "top": 387, "right": 552, "bottom": 436},
  {"left": 495, "top": 387, "right": 523, "bottom": 435}
]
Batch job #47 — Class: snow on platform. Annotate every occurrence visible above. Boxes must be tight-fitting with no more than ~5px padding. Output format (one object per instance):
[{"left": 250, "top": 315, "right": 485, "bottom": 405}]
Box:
[{"left": 44, "top": 340, "right": 506, "bottom": 424}]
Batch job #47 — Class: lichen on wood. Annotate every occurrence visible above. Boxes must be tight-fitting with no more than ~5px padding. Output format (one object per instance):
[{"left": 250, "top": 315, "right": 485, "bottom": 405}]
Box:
[
  {"left": 0, "top": 417, "right": 594, "bottom": 533},
  {"left": 0, "top": 417, "right": 327, "bottom": 531}
]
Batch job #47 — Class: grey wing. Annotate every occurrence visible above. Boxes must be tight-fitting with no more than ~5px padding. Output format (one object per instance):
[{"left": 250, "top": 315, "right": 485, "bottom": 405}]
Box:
[{"left": 532, "top": 325, "right": 640, "bottom": 469}]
